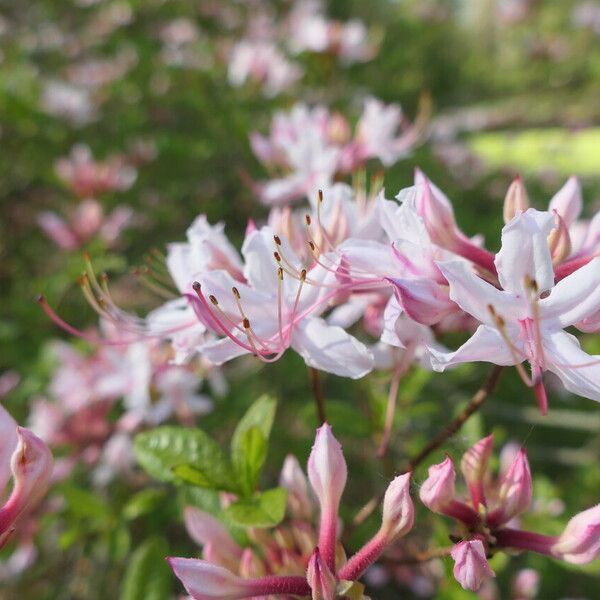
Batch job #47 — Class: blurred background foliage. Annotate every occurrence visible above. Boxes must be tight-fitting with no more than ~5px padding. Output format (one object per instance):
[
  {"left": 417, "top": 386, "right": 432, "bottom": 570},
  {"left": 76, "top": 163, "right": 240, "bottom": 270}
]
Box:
[{"left": 1, "top": 0, "right": 600, "bottom": 598}]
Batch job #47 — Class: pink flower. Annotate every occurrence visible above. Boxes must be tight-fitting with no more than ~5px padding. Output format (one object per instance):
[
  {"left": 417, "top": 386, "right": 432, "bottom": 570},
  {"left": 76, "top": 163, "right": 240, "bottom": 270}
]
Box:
[
  {"left": 450, "top": 539, "right": 495, "bottom": 591},
  {"left": 431, "top": 209, "right": 600, "bottom": 411}
]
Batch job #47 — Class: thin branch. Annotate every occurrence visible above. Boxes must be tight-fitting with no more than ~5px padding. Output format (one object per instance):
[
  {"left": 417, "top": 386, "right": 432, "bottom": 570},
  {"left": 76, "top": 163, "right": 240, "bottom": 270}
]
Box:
[
  {"left": 351, "top": 365, "right": 505, "bottom": 529},
  {"left": 381, "top": 546, "right": 452, "bottom": 566},
  {"left": 308, "top": 366, "right": 327, "bottom": 425},
  {"left": 405, "top": 365, "right": 504, "bottom": 471}
]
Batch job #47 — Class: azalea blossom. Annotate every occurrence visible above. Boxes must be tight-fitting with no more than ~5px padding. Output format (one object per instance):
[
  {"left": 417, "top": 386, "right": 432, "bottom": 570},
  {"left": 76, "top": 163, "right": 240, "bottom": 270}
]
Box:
[
  {"left": 429, "top": 208, "right": 600, "bottom": 412},
  {"left": 170, "top": 424, "right": 414, "bottom": 599},
  {"left": 420, "top": 436, "right": 600, "bottom": 591}
]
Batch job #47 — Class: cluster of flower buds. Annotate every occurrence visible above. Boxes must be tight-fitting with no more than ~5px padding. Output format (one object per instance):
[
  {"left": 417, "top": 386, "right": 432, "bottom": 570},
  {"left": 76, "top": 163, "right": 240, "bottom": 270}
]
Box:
[
  {"left": 169, "top": 424, "right": 414, "bottom": 599},
  {"left": 420, "top": 435, "right": 600, "bottom": 591}
]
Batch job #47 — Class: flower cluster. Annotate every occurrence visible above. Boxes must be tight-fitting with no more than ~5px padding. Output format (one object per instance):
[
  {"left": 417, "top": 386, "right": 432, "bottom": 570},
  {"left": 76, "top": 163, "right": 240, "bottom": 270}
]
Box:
[
  {"left": 420, "top": 435, "right": 600, "bottom": 591},
  {"left": 169, "top": 424, "right": 414, "bottom": 599}
]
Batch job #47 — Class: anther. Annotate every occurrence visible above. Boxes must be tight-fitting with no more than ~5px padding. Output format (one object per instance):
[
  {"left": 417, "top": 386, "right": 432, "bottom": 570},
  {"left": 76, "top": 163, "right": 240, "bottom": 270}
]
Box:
[
  {"left": 209, "top": 295, "right": 218, "bottom": 305},
  {"left": 232, "top": 287, "right": 240, "bottom": 299},
  {"left": 277, "top": 267, "right": 284, "bottom": 280},
  {"left": 308, "top": 240, "right": 316, "bottom": 252},
  {"left": 305, "top": 214, "right": 312, "bottom": 226},
  {"left": 274, "top": 235, "right": 282, "bottom": 246},
  {"left": 274, "top": 251, "right": 281, "bottom": 262},
  {"left": 300, "top": 269, "right": 307, "bottom": 281},
  {"left": 243, "top": 318, "right": 250, "bottom": 329},
  {"left": 318, "top": 189, "right": 323, "bottom": 202}
]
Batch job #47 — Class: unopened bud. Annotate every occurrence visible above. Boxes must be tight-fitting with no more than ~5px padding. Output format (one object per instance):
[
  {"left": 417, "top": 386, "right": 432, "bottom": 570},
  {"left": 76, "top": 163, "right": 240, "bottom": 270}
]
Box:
[
  {"left": 419, "top": 455, "right": 456, "bottom": 513},
  {"left": 503, "top": 177, "right": 530, "bottom": 223},
  {"left": 553, "top": 504, "right": 600, "bottom": 564},
  {"left": 451, "top": 539, "right": 495, "bottom": 591}
]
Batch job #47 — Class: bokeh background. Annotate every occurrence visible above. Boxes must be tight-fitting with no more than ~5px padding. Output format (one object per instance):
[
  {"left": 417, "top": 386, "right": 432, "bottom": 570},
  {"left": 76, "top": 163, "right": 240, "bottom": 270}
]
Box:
[{"left": 1, "top": 1, "right": 600, "bottom": 598}]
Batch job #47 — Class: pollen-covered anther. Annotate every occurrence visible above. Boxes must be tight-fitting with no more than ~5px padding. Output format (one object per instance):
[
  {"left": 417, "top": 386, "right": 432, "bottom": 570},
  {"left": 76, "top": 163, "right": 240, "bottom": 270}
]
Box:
[
  {"left": 243, "top": 318, "right": 251, "bottom": 329},
  {"left": 209, "top": 295, "right": 219, "bottom": 306},
  {"left": 274, "top": 235, "right": 282, "bottom": 246},
  {"left": 274, "top": 251, "right": 282, "bottom": 262}
]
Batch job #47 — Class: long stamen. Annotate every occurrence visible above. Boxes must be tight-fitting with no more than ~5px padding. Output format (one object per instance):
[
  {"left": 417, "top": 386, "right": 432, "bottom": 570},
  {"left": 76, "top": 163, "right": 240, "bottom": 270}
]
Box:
[{"left": 487, "top": 304, "right": 533, "bottom": 386}]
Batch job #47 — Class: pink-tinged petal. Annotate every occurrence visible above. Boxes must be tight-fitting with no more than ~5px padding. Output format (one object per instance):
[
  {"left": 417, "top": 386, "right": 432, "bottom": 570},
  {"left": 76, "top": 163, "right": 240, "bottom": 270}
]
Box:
[
  {"left": 540, "top": 257, "right": 600, "bottom": 327},
  {"left": 199, "top": 337, "right": 249, "bottom": 365},
  {"left": 495, "top": 209, "right": 555, "bottom": 295},
  {"left": 413, "top": 170, "right": 459, "bottom": 249},
  {"left": 306, "top": 548, "right": 336, "bottom": 600},
  {"left": 308, "top": 424, "right": 347, "bottom": 571},
  {"left": 548, "top": 176, "right": 582, "bottom": 228},
  {"left": 419, "top": 456, "right": 456, "bottom": 513},
  {"left": 0, "top": 406, "right": 18, "bottom": 493},
  {"left": 37, "top": 212, "right": 80, "bottom": 250},
  {"left": 460, "top": 435, "right": 493, "bottom": 509},
  {"left": 543, "top": 330, "right": 600, "bottom": 402},
  {"left": 279, "top": 455, "right": 313, "bottom": 520},
  {"left": 71, "top": 198, "right": 103, "bottom": 239},
  {"left": 239, "top": 549, "right": 266, "bottom": 579},
  {"left": 451, "top": 539, "right": 495, "bottom": 591},
  {"left": 429, "top": 325, "right": 517, "bottom": 372},
  {"left": 553, "top": 504, "right": 600, "bottom": 564},
  {"left": 387, "top": 277, "right": 457, "bottom": 326},
  {"left": 380, "top": 473, "right": 414, "bottom": 541},
  {"left": 512, "top": 568, "right": 540, "bottom": 600},
  {"left": 503, "top": 177, "right": 530, "bottom": 224},
  {"left": 291, "top": 318, "right": 374, "bottom": 379},
  {"left": 437, "top": 261, "right": 521, "bottom": 325},
  {"left": 495, "top": 449, "right": 532, "bottom": 523},
  {"left": 167, "top": 558, "right": 254, "bottom": 599},
  {"left": 183, "top": 507, "right": 242, "bottom": 561},
  {"left": 99, "top": 205, "right": 134, "bottom": 243},
  {"left": 0, "top": 428, "right": 53, "bottom": 535}
]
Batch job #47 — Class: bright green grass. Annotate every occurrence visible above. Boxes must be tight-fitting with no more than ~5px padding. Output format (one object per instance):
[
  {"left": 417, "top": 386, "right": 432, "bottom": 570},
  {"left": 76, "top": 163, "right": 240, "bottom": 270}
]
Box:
[{"left": 468, "top": 128, "right": 600, "bottom": 176}]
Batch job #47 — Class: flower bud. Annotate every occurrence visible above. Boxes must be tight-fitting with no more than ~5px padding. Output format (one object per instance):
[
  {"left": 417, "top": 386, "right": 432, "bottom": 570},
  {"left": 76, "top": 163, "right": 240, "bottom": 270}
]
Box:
[
  {"left": 280, "top": 455, "right": 314, "bottom": 520},
  {"left": 553, "top": 504, "right": 600, "bottom": 564},
  {"left": 460, "top": 435, "right": 493, "bottom": 509},
  {"left": 548, "top": 212, "right": 572, "bottom": 265},
  {"left": 380, "top": 473, "right": 414, "bottom": 541},
  {"left": 308, "top": 424, "right": 347, "bottom": 514},
  {"left": 306, "top": 548, "right": 337, "bottom": 600},
  {"left": 239, "top": 548, "right": 266, "bottom": 579},
  {"left": 184, "top": 507, "right": 242, "bottom": 566},
  {"left": 419, "top": 455, "right": 456, "bottom": 513},
  {"left": 0, "top": 427, "right": 53, "bottom": 535},
  {"left": 497, "top": 449, "right": 532, "bottom": 522},
  {"left": 168, "top": 558, "right": 251, "bottom": 599},
  {"left": 503, "top": 177, "right": 530, "bottom": 224},
  {"left": 451, "top": 539, "right": 495, "bottom": 591}
]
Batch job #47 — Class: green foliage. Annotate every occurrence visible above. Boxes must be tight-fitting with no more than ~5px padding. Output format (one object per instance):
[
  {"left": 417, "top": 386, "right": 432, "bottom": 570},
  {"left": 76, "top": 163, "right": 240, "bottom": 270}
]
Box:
[
  {"left": 224, "top": 487, "right": 288, "bottom": 528},
  {"left": 120, "top": 538, "right": 171, "bottom": 600},
  {"left": 133, "top": 426, "right": 236, "bottom": 492}
]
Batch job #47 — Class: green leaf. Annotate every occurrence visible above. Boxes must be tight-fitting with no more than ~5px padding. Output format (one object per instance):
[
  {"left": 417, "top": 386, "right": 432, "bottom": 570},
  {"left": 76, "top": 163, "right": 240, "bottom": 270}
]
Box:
[
  {"left": 61, "top": 484, "right": 110, "bottom": 520},
  {"left": 224, "top": 487, "right": 287, "bottom": 528},
  {"left": 120, "top": 538, "right": 171, "bottom": 600},
  {"left": 134, "top": 426, "right": 236, "bottom": 492},
  {"left": 230, "top": 395, "right": 276, "bottom": 496},
  {"left": 122, "top": 489, "right": 166, "bottom": 521}
]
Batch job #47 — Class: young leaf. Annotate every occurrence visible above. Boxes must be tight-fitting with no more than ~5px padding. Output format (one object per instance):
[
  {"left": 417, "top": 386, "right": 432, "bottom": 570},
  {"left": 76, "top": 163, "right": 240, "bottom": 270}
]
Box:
[
  {"left": 224, "top": 487, "right": 287, "bottom": 528},
  {"left": 230, "top": 395, "right": 277, "bottom": 496},
  {"left": 134, "top": 426, "right": 236, "bottom": 492},
  {"left": 120, "top": 538, "right": 171, "bottom": 600}
]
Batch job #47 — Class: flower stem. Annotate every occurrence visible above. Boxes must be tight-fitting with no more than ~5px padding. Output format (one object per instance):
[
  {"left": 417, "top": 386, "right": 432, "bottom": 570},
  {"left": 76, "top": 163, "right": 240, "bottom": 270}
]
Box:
[{"left": 308, "top": 366, "right": 327, "bottom": 425}]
